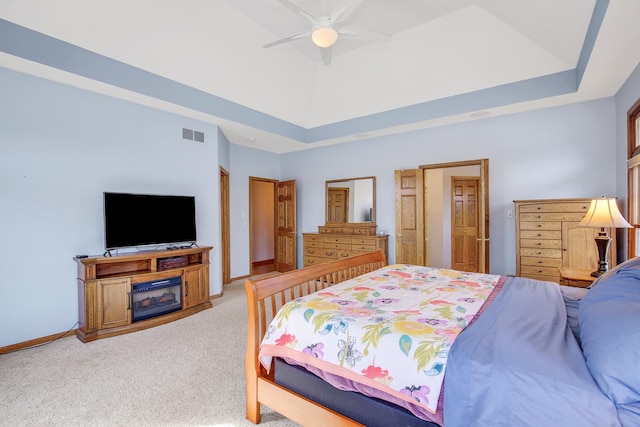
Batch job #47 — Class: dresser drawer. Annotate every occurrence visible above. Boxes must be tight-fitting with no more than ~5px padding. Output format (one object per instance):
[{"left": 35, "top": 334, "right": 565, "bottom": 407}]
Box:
[
  {"left": 352, "top": 244, "right": 377, "bottom": 252},
  {"left": 520, "top": 239, "right": 562, "bottom": 249},
  {"left": 351, "top": 237, "right": 378, "bottom": 246},
  {"left": 304, "top": 256, "right": 333, "bottom": 267},
  {"left": 519, "top": 221, "right": 561, "bottom": 231},
  {"left": 520, "top": 213, "right": 585, "bottom": 222},
  {"left": 323, "top": 242, "right": 351, "bottom": 250},
  {"left": 520, "top": 248, "right": 562, "bottom": 258},
  {"left": 520, "top": 273, "right": 560, "bottom": 283},
  {"left": 303, "top": 234, "right": 323, "bottom": 243},
  {"left": 336, "top": 250, "right": 358, "bottom": 259},
  {"left": 303, "top": 240, "right": 324, "bottom": 248},
  {"left": 304, "top": 247, "right": 337, "bottom": 259},
  {"left": 319, "top": 227, "right": 354, "bottom": 234},
  {"left": 521, "top": 265, "right": 561, "bottom": 277},
  {"left": 519, "top": 230, "right": 562, "bottom": 239},
  {"left": 323, "top": 236, "right": 352, "bottom": 245},
  {"left": 518, "top": 202, "right": 591, "bottom": 213},
  {"left": 520, "top": 257, "right": 562, "bottom": 267}
]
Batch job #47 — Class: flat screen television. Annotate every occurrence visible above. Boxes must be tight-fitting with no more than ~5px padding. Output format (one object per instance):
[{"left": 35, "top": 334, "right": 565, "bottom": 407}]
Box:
[{"left": 104, "top": 192, "right": 197, "bottom": 250}]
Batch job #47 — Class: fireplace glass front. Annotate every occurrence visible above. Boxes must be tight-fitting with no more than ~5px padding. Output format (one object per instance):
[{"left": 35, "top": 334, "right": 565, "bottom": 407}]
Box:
[{"left": 132, "top": 276, "right": 182, "bottom": 322}]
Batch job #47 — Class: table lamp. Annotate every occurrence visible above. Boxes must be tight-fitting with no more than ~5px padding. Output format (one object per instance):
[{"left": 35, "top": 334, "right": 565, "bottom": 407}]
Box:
[{"left": 578, "top": 197, "right": 632, "bottom": 277}]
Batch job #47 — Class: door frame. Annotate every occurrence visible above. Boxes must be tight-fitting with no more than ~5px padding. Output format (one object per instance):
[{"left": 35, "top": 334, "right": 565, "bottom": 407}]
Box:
[
  {"left": 421, "top": 159, "right": 490, "bottom": 273},
  {"left": 220, "top": 167, "right": 230, "bottom": 284},
  {"left": 249, "top": 177, "right": 277, "bottom": 276}
]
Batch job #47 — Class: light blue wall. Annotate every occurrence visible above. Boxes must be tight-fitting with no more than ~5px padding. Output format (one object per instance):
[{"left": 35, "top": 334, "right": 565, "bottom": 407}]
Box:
[
  {"left": 2, "top": 61, "right": 637, "bottom": 348},
  {"left": 229, "top": 144, "right": 281, "bottom": 278},
  {"left": 0, "top": 67, "right": 222, "bottom": 347},
  {"left": 282, "top": 99, "right": 618, "bottom": 274}
]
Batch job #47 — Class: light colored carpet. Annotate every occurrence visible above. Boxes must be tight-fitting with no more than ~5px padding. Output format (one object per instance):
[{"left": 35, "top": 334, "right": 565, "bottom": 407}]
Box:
[{"left": 0, "top": 278, "right": 300, "bottom": 427}]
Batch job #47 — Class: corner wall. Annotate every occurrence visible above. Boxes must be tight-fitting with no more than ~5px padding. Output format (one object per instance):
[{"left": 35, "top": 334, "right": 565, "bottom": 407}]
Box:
[{"left": 0, "top": 67, "right": 222, "bottom": 347}]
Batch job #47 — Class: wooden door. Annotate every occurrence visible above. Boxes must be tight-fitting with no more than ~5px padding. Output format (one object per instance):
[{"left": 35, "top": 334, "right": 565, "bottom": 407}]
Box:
[
  {"left": 395, "top": 169, "right": 424, "bottom": 265},
  {"left": 220, "top": 167, "right": 230, "bottom": 284},
  {"left": 451, "top": 177, "right": 479, "bottom": 272},
  {"left": 275, "top": 180, "right": 297, "bottom": 272},
  {"left": 327, "top": 187, "right": 349, "bottom": 223}
]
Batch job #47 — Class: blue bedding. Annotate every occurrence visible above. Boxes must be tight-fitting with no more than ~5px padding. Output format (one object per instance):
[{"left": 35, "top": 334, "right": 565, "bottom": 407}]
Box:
[{"left": 443, "top": 276, "right": 621, "bottom": 426}]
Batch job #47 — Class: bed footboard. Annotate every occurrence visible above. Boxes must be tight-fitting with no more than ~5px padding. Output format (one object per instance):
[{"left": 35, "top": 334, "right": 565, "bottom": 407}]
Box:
[{"left": 244, "top": 250, "right": 387, "bottom": 426}]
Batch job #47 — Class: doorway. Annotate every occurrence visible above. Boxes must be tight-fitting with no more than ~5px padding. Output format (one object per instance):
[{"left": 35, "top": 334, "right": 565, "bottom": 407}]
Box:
[
  {"left": 395, "top": 159, "right": 489, "bottom": 272},
  {"left": 249, "top": 177, "right": 298, "bottom": 275},
  {"left": 249, "top": 178, "right": 276, "bottom": 275},
  {"left": 220, "top": 167, "right": 230, "bottom": 284}
]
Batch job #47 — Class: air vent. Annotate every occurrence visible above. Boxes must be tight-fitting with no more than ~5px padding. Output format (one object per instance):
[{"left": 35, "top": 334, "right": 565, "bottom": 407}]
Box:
[{"left": 182, "top": 127, "right": 205, "bottom": 143}]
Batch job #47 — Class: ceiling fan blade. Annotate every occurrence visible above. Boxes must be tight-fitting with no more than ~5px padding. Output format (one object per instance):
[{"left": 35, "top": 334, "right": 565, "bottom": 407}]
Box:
[
  {"left": 338, "top": 26, "right": 391, "bottom": 42},
  {"left": 320, "top": 47, "right": 332, "bottom": 66},
  {"left": 276, "top": 0, "right": 318, "bottom": 24},
  {"left": 263, "top": 31, "right": 310, "bottom": 48},
  {"left": 331, "top": 0, "right": 363, "bottom": 24}
]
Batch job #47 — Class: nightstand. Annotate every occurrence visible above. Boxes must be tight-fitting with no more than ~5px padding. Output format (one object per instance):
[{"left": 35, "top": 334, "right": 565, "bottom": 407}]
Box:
[{"left": 557, "top": 267, "right": 596, "bottom": 288}]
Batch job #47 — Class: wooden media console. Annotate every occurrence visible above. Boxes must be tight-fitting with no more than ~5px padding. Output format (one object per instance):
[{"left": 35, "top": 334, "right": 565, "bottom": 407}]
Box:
[{"left": 74, "top": 246, "right": 212, "bottom": 342}]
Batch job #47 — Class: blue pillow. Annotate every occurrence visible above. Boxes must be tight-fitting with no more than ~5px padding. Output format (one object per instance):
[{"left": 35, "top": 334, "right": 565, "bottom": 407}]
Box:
[
  {"left": 579, "top": 258, "right": 640, "bottom": 424},
  {"left": 559, "top": 285, "right": 588, "bottom": 345}
]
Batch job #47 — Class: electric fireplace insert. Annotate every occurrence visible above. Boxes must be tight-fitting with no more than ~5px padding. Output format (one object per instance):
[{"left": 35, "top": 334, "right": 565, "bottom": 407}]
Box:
[{"left": 131, "top": 276, "right": 182, "bottom": 322}]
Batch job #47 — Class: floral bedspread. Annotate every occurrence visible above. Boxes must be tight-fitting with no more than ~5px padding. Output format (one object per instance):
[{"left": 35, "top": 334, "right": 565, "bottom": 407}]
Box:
[{"left": 259, "top": 264, "right": 502, "bottom": 414}]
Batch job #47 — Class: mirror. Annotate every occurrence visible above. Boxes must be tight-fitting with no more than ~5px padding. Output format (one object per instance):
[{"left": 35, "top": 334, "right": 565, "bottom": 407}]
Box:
[{"left": 326, "top": 176, "right": 375, "bottom": 224}]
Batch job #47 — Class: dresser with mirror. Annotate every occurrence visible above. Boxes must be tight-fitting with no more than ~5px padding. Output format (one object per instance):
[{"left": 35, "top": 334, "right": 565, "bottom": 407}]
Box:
[{"left": 302, "top": 176, "right": 389, "bottom": 266}]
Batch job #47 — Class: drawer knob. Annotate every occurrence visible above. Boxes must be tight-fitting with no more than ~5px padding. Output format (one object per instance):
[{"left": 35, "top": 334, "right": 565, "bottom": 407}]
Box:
[
  {"left": 537, "top": 243, "right": 541, "bottom": 246},
  {"left": 537, "top": 234, "right": 542, "bottom": 237},
  {"left": 537, "top": 225, "right": 542, "bottom": 228}
]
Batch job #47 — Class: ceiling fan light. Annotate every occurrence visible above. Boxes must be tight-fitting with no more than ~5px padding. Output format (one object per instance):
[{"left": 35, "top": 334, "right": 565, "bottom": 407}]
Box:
[{"left": 312, "top": 27, "right": 338, "bottom": 48}]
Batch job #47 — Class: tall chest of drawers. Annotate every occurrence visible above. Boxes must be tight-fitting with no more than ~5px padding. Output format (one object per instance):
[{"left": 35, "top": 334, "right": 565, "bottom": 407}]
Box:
[
  {"left": 302, "top": 224, "right": 388, "bottom": 267},
  {"left": 514, "top": 198, "right": 616, "bottom": 283}
]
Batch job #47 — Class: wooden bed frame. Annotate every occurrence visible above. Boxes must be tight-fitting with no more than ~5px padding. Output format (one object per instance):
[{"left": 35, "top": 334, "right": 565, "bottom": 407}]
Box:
[{"left": 244, "top": 250, "right": 387, "bottom": 427}]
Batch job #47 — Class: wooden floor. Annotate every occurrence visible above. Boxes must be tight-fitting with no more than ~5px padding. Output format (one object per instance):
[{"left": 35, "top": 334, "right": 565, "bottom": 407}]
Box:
[{"left": 252, "top": 259, "right": 275, "bottom": 275}]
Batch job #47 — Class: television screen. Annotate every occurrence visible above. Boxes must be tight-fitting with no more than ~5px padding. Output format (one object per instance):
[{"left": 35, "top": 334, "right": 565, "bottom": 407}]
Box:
[{"left": 104, "top": 192, "right": 197, "bottom": 250}]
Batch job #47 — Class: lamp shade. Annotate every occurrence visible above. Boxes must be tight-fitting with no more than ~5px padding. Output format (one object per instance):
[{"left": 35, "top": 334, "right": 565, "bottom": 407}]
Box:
[
  {"left": 578, "top": 197, "right": 632, "bottom": 229},
  {"left": 311, "top": 27, "right": 338, "bottom": 48}
]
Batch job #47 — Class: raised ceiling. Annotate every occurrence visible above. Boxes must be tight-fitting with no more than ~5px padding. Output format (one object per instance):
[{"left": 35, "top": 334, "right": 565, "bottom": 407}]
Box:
[{"left": 1, "top": 0, "right": 640, "bottom": 153}]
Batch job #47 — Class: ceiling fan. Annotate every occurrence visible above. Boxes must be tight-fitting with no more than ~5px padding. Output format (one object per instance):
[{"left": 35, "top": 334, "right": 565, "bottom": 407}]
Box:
[{"left": 264, "top": 0, "right": 390, "bottom": 65}]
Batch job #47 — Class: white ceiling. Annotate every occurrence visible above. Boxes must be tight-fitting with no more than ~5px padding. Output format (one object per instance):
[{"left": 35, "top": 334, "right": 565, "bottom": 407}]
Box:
[{"left": 1, "top": 0, "right": 640, "bottom": 153}]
